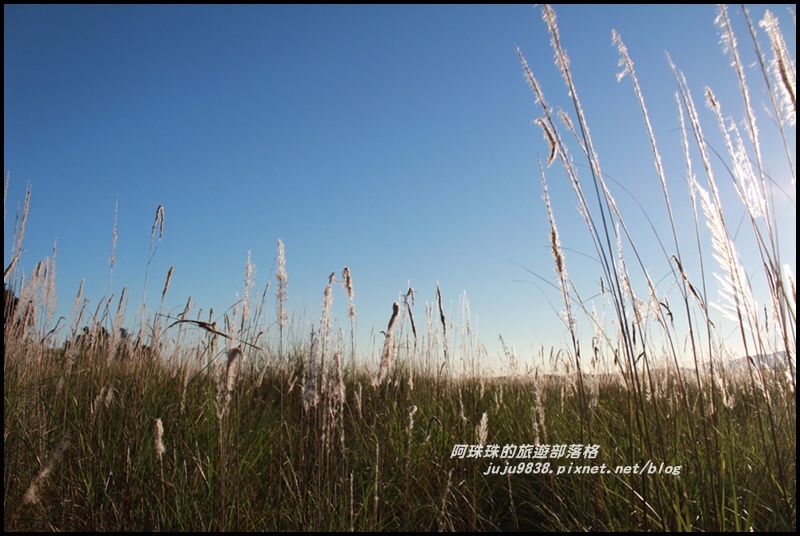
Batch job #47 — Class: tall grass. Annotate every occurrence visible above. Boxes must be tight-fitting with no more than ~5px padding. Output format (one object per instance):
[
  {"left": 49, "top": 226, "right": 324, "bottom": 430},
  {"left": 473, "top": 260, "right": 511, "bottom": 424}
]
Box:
[
  {"left": 517, "top": 3, "right": 795, "bottom": 529},
  {"left": 4, "top": 4, "right": 795, "bottom": 531}
]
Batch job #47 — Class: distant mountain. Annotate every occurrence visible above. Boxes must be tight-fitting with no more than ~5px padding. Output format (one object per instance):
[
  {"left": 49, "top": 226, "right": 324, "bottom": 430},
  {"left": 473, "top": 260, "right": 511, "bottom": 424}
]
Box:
[{"left": 711, "top": 351, "right": 791, "bottom": 371}]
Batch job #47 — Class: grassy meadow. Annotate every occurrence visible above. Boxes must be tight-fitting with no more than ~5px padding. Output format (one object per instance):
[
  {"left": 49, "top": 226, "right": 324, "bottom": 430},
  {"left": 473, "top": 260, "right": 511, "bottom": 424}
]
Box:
[{"left": 4, "top": 5, "right": 796, "bottom": 531}]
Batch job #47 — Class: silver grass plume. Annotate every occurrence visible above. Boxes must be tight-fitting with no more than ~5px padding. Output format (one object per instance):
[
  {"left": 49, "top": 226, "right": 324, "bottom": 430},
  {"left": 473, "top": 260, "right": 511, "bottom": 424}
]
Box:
[
  {"left": 19, "top": 439, "right": 69, "bottom": 507},
  {"left": 760, "top": 10, "right": 796, "bottom": 126},
  {"left": 376, "top": 301, "right": 400, "bottom": 386},
  {"left": 154, "top": 418, "right": 166, "bottom": 461}
]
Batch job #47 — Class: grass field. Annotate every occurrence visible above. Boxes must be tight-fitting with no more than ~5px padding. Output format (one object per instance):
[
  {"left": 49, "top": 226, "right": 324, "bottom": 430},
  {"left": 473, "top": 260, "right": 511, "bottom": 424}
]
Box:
[{"left": 4, "top": 5, "right": 795, "bottom": 531}]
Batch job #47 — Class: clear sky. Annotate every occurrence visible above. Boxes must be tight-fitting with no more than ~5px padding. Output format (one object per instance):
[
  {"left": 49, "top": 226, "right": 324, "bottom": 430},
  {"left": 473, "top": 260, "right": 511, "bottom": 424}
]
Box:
[{"left": 4, "top": 5, "right": 796, "bottom": 373}]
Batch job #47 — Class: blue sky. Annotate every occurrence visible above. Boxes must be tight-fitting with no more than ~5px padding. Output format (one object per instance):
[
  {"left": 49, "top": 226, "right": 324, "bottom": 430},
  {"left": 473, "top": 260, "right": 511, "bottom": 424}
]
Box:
[{"left": 4, "top": 5, "right": 795, "bottom": 373}]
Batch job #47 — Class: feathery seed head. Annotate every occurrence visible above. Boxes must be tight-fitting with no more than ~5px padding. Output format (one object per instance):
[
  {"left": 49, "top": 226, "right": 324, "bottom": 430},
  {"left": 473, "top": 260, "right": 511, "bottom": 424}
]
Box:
[
  {"left": 21, "top": 439, "right": 69, "bottom": 506},
  {"left": 407, "top": 405, "right": 418, "bottom": 433},
  {"left": 161, "top": 265, "right": 173, "bottom": 303},
  {"left": 276, "top": 239, "right": 288, "bottom": 332},
  {"left": 226, "top": 347, "right": 242, "bottom": 393},
  {"left": 152, "top": 205, "right": 165, "bottom": 242},
  {"left": 476, "top": 412, "right": 489, "bottom": 446},
  {"left": 342, "top": 267, "right": 355, "bottom": 319},
  {"left": 109, "top": 196, "right": 118, "bottom": 270},
  {"left": 154, "top": 418, "right": 165, "bottom": 461},
  {"left": 760, "top": 10, "right": 796, "bottom": 126}
]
